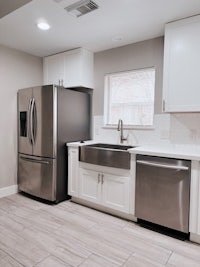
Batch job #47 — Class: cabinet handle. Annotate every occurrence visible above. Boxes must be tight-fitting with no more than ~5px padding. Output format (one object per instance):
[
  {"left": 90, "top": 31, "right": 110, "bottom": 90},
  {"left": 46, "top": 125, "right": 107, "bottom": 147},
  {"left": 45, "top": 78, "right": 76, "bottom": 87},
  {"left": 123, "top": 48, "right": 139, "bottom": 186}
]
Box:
[
  {"left": 98, "top": 173, "right": 101, "bottom": 183},
  {"left": 163, "top": 100, "right": 166, "bottom": 112},
  {"left": 58, "top": 79, "right": 63, "bottom": 86},
  {"left": 101, "top": 174, "right": 104, "bottom": 184}
]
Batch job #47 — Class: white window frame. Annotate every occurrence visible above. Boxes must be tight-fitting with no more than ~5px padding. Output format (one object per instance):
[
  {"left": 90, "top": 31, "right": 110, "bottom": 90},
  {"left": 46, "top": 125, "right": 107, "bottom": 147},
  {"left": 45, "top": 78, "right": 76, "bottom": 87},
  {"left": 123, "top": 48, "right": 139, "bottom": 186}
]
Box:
[{"left": 104, "top": 67, "right": 155, "bottom": 129}]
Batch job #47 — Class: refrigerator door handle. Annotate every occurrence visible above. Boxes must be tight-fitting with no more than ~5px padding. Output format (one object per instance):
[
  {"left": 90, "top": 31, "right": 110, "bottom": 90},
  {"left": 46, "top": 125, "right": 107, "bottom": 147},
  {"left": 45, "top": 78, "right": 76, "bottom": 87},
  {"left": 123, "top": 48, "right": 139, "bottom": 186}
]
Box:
[
  {"left": 30, "top": 98, "right": 35, "bottom": 145},
  {"left": 32, "top": 98, "right": 37, "bottom": 144},
  {"left": 20, "top": 156, "right": 49, "bottom": 165},
  {"left": 28, "top": 98, "right": 33, "bottom": 145}
]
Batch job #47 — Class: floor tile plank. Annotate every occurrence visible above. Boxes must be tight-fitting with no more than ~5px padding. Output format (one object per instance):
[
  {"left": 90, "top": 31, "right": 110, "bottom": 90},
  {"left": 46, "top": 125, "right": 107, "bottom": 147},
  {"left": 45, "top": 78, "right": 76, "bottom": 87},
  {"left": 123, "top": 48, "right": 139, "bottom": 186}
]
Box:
[
  {"left": 21, "top": 226, "right": 90, "bottom": 266},
  {"left": 54, "top": 224, "right": 131, "bottom": 265},
  {"left": 123, "top": 254, "right": 167, "bottom": 267},
  {"left": 35, "top": 255, "right": 71, "bottom": 267},
  {"left": 0, "top": 255, "right": 24, "bottom": 267},
  {"left": 0, "top": 194, "right": 200, "bottom": 267},
  {"left": 89, "top": 224, "right": 172, "bottom": 265},
  {"left": 124, "top": 223, "right": 200, "bottom": 262},
  {"left": 167, "top": 252, "right": 200, "bottom": 267},
  {"left": 79, "top": 253, "right": 120, "bottom": 267}
]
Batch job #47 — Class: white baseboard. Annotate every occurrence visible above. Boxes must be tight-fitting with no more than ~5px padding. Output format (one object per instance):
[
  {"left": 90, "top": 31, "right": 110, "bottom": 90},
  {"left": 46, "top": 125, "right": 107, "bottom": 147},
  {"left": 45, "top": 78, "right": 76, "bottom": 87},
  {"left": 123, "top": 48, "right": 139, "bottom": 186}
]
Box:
[
  {"left": 0, "top": 185, "right": 18, "bottom": 198},
  {"left": 71, "top": 196, "right": 137, "bottom": 222},
  {"left": 190, "top": 233, "right": 200, "bottom": 244}
]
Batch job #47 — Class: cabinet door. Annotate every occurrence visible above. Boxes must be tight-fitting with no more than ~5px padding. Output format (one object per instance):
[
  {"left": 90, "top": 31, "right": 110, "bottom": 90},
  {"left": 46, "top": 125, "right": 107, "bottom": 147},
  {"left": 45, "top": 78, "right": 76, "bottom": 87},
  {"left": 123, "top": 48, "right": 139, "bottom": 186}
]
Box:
[
  {"left": 43, "top": 54, "right": 64, "bottom": 86},
  {"left": 163, "top": 15, "right": 200, "bottom": 112},
  {"left": 68, "top": 148, "right": 79, "bottom": 197},
  {"left": 189, "top": 161, "right": 200, "bottom": 241},
  {"left": 63, "top": 48, "right": 94, "bottom": 88},
  {"left": 102, "top": 173, "right": 130, "bottom": 213},
  {"left": 79, "top": 168, "right": 101, "bottom": 204},
  {"left": 64, "top": 49, "right": 82, "bottom": 88}
]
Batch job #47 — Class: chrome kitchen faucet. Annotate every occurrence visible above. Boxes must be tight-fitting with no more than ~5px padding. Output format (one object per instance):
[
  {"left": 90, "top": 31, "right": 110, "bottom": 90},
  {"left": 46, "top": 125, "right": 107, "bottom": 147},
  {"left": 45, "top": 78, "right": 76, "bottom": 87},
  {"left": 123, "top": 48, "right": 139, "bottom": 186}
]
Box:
[{"left": 117, "top": 119, "right": 127, "bottom": 144}]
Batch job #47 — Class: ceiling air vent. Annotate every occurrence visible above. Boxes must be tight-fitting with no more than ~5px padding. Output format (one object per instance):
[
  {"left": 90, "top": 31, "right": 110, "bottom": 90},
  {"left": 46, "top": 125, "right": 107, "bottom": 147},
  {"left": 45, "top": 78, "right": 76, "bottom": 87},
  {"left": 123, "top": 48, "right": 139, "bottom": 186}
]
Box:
[{"left": 65, "top": 0, "right": 99, "bottom": 18}]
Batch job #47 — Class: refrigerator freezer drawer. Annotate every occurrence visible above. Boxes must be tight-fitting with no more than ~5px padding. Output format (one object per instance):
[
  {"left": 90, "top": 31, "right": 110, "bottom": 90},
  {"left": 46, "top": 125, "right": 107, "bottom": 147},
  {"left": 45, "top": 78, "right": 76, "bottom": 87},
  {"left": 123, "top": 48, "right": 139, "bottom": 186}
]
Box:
[{"left": 18, "top": 154, "right": 56, "bottom": 201}]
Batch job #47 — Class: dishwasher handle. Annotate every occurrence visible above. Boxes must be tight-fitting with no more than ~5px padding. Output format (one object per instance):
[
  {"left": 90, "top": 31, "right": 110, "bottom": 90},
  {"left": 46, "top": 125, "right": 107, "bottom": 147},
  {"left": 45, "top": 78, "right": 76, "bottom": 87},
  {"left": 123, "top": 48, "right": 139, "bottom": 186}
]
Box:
[{"left": 136, "top": 160, "right": 189, "bottom": 171}]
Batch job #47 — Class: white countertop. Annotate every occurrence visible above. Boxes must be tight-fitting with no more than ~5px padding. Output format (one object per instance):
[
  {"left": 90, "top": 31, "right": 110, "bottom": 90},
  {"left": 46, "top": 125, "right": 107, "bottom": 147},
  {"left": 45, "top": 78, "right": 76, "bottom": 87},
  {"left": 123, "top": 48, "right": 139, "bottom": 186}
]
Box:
[
  {"left": 67, "top": 141, "right": 200, "bottom": 161},
  {"left": 129, "top": 145, "right": 200, "bottom": 161},
  {"left": 66, "top": 140, "right": 95, "bottom": 147}
]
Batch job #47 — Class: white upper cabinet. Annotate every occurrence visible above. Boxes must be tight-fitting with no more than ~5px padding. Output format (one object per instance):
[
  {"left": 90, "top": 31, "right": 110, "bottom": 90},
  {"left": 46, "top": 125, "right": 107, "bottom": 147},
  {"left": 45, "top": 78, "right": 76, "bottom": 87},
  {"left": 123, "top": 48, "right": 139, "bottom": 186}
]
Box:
[
  {"left": 43, "top": 53, "right": 64, "bottom": 86},
  {"left": 163, "top": 15, "right": 200, "bottom": 112},
  {"left": 64, "top": 48, "right": 94, "bottom": 88},
  {"left": 43, "top": 48, "right": 94, "bottom": 88}
]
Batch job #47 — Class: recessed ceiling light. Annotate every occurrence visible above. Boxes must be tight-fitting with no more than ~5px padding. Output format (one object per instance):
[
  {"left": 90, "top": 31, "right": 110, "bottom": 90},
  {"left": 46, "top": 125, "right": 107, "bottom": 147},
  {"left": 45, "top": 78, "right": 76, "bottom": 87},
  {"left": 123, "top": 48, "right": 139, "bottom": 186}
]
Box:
[{"left": 37, "top": 22, "right": 50, "bottom": 31}]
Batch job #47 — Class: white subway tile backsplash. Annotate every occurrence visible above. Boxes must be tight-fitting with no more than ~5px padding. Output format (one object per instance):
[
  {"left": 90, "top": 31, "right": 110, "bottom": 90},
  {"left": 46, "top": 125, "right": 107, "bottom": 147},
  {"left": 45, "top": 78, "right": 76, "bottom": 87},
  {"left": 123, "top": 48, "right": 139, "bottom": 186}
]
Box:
[{"left": 93, "top": 113, "right": 200, "bottom": 146}]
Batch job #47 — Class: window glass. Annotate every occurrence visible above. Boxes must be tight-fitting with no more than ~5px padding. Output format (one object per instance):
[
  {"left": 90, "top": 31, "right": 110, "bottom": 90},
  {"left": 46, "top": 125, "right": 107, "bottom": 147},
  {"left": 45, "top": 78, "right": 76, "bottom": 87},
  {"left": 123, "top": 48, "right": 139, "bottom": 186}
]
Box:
[{"left": 104, "top": 68, "right": 155, "bottom": 127}]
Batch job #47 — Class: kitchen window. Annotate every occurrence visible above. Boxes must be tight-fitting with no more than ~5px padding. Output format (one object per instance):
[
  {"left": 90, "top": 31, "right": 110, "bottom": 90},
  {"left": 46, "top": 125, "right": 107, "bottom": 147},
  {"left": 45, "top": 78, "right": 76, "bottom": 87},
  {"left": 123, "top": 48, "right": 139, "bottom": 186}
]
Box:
[{"left": 104, "top": 67, "right": 155, "bottom": 128}]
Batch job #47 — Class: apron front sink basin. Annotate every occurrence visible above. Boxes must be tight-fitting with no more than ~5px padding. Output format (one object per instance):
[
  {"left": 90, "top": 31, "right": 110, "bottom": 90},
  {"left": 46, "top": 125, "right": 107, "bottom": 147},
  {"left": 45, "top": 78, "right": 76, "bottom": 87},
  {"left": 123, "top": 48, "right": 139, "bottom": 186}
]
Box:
[{"left": 79, "top": 143, "right": 135, "bottom": 169}]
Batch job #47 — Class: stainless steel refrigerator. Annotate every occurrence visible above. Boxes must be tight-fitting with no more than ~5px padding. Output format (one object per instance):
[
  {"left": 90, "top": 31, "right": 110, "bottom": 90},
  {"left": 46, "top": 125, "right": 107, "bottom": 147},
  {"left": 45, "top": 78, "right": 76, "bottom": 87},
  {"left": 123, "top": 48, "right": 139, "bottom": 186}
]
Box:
[{"left": 18, "top": 85, "right": 91, "bottom": 202}]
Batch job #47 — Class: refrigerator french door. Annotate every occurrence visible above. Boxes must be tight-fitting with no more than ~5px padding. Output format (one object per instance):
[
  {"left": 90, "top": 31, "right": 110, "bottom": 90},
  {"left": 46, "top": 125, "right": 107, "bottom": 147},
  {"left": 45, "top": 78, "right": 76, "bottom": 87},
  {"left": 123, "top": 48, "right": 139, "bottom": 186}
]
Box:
[
  {"left": 18, "top": 86, "right": 56, "bottom": 201},
  {"left": 18, "top": 86, "right": 56, "bottom": 158},
  {"left": 18, "top": 85, "right": 91, "bottom": 202}
]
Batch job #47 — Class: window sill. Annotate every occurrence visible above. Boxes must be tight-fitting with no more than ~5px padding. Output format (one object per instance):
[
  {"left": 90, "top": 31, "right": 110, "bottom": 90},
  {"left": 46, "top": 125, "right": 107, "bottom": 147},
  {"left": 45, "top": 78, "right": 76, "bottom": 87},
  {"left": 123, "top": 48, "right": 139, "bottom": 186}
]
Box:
[{"left": 102, "top": 125, "right": 155, "bottom": 130}]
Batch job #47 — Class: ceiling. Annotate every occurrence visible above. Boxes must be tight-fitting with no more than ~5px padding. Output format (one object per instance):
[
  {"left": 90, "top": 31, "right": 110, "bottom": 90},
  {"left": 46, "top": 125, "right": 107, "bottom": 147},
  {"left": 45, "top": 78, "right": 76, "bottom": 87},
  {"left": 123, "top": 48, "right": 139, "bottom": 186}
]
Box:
[
  {"left": 0, "top": 0, "right": 32, "bottom": 19},
  {"left": 0, "top": 0, "right": 200, "bottom": 57}
]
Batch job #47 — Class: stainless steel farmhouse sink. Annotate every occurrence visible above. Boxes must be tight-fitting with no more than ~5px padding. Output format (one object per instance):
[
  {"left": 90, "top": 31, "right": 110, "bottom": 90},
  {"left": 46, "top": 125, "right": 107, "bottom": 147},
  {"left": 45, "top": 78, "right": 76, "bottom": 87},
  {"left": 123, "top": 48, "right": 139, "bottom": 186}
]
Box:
[
  {"left": 79, "top": 143, "right": 135, "bottom": 169},
  {"left": 86, "top": 143, "right": 133, "bottom": 150}
]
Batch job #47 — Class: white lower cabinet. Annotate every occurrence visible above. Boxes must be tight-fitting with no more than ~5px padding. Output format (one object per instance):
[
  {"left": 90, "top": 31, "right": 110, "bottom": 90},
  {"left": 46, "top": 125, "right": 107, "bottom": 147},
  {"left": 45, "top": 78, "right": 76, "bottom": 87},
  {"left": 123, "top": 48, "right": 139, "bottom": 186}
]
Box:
[
  {"left": 68, "top": 145, "right": 133, "bottom": 215},
  {"left": 101, "top": 173, "right": 130, "bottom": 213},
  {"left": 79, "top": 167, "right": 130, "bottom": 213},
  {"left": 189, "top": 160, "right": 200, "bottom": 243},
  {"left": 79, "top": 168, "right": 101, "bottom": 204},
  {"left": 68, "top": 147, "right": 79, "bottom": 197}
]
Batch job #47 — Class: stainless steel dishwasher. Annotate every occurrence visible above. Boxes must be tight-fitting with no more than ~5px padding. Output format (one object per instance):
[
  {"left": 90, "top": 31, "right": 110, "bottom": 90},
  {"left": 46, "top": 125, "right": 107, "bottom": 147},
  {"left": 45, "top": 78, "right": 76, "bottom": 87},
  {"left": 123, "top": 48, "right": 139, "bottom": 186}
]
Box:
[{"left": 135, "top": 155, "right": 191, "bottom": 233}]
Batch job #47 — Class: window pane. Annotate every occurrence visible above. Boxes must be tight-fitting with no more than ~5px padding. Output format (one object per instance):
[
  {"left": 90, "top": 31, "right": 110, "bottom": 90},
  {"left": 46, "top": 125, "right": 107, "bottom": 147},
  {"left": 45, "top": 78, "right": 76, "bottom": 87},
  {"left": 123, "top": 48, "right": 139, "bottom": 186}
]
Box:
[{"left": 105, "top": 68, "right": 155, "bottom": 126}]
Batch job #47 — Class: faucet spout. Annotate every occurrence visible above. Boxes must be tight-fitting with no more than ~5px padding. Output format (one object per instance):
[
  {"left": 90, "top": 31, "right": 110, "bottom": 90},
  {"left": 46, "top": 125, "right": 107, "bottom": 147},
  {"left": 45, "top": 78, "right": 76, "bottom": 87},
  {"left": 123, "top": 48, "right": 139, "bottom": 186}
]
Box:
[
  {"left": 117, "top": 119, "right": 127, "bottom": 144},
  {"left": 117, "top": 119, "right": 122, "bottom": 131}
]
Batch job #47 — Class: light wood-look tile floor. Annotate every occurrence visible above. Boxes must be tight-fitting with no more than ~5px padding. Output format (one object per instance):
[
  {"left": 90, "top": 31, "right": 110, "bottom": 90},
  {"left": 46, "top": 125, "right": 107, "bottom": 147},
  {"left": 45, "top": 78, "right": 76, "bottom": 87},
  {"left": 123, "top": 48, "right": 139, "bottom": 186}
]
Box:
[{"left": 0, "top": 194, "right": 200, "bottom": 267}]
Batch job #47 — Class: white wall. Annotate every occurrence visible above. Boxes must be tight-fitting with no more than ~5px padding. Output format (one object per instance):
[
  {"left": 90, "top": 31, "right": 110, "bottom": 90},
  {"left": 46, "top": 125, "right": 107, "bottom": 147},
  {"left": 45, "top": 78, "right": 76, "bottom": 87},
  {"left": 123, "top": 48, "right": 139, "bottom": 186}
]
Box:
[
  {"left": 0, "top": 45, "right": 43, "bottom": 189},
  {"left": 93, "top": 37, "right": 200, "bottom": 147},
  {"left": 93, "top": 37, "right": 164, "bottom": 115}
]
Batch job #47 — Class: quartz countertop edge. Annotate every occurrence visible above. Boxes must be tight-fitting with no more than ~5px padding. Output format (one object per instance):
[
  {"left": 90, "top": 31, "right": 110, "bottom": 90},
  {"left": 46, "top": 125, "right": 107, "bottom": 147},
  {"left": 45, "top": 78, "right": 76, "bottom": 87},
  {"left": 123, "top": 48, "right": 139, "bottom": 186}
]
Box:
[
  {"left": 67, "top": 141, "right": 200, "bottom": 161},
  {"left": 129, "top": 145, "right": 200, "bottom": 161},
  {"left": 66, "top": 140, "right": 95, "bottom": 147}
]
